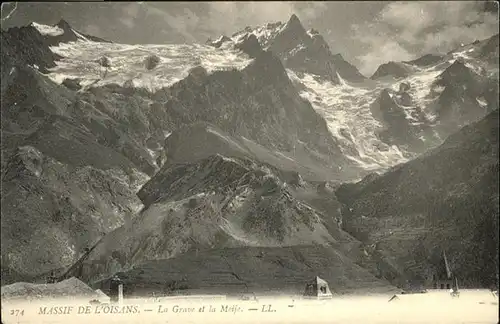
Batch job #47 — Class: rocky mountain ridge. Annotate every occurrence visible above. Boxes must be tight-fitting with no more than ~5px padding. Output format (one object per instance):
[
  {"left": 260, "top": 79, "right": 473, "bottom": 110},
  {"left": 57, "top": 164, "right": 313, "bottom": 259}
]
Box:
[
  {"left": 60, "top": 154, "right": 363, "bottom": 283},
  {"left": 336, "top": 109, "right": 499, "bottom": 288},
  {"left": 361, "top": 35, "right": 499, "bottom": 155},
  {"left": 209, "top": 14, "right": 366, "bottom": 84}
]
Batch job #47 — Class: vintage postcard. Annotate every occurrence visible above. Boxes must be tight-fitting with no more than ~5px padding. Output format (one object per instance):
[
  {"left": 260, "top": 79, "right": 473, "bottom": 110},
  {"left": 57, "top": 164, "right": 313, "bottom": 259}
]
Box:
[{"left": 1, "top": 1, "right": 499, "bottom": 323}]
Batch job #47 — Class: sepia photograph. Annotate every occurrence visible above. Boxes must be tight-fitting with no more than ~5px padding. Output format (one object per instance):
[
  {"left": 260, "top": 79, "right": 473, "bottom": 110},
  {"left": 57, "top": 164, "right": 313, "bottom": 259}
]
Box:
[{"left": 1, "top": 1, "right": 499, "bottom": 323}]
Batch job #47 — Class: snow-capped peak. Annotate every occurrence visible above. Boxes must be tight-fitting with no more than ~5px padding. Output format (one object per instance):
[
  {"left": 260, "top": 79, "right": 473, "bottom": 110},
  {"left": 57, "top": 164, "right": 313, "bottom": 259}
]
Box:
[
  {"left": 30, "top": 22, "right": 64, "bottom": 36},
  {"left": 71, "top": 29, "right": 91, "bottom": 42}
]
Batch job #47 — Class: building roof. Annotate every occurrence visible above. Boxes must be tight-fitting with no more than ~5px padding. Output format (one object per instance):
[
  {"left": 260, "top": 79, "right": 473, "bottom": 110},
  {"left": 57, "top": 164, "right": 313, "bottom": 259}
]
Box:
[
  {"left": 308, "top": 276, "right": 329, "bottom": 286},
  {"left": 95, "top": 289, "right": 109, "bottom": 299}
]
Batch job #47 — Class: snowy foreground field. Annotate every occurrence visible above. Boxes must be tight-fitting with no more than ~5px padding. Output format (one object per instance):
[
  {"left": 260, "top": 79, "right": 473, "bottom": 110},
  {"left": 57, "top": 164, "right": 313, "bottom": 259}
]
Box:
[{"left": 1, "top": 290, "right": 498, "bottom": 324}]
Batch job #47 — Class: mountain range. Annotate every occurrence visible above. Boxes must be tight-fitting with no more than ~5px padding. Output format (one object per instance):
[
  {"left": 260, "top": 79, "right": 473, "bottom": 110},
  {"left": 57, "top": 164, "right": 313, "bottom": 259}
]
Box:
[{"left": 1, "top": 14, "right": 498, "bottom": 294}]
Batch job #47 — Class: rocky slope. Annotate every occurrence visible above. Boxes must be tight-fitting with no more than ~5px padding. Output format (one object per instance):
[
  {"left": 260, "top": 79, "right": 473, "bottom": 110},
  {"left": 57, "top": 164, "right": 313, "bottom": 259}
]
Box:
[
  {"left": 1, "top": 65, "right": 150, "bottom": 283},
  {"left": 357, "top": 35, "right": 498, "bottom": 157},
  {"left": 430, "top": 59, "right": 497, "bottom": 136},
  {"left": 369, "top": 86, "right": 439, "bottom": 154},
  {"left": 161, "top": 122, "right": 350, "bottom": 181},
  {"left": 59, "top": 155, "right": 363, "bottom": 283},
  {"left": 1, "top": 145, "right": 143, "bottom": 282},
  {"left": 0, "top": 19, "right": 108, "bottom": 75},
  {"left": 336, "top": 109, "right": 499, "bottom": 289},
  {"left": 403, "top": 54, "right": 444, "bottom": 68},
  {"left": 370, "top": 62, "right": 417, "bottom": 81}
]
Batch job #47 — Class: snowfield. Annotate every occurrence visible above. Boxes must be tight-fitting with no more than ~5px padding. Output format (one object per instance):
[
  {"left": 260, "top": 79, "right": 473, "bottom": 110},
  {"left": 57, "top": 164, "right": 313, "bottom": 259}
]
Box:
[
  {"left": 286, "top": 42, "right": 489, "bottom": 171},
  {"left": 31, "top": 22, "right": 64, "bottom": 36},
  {"left": 47, "top": 39, "right": 254, "bottom": 92},
  {"left": 230, "top": 21, "right": 284, "bottom": 48},
  {"left": 387, "top": 67, "right": 443, "bottom": 122},
  {"left": 288, "top": 70, "right": 409, "bottom": 171}
]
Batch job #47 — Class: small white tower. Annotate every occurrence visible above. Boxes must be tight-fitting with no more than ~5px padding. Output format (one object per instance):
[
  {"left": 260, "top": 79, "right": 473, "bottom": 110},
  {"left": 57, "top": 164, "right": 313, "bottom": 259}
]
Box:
[{"left": 118, "top": 283, "right": 124, "bottom": 304}]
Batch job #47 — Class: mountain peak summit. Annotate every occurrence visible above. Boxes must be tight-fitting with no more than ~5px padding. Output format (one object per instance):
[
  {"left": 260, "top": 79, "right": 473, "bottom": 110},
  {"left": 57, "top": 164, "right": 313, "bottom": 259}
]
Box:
[
  {"left": 55, "top": 19, "right": 72, "bottom": 30},
  {"left": 285, "top": 14, "right": 305, "bottom": 31},
  {"left": 289, "top": 14, "right": 301, "bottom": 23}
]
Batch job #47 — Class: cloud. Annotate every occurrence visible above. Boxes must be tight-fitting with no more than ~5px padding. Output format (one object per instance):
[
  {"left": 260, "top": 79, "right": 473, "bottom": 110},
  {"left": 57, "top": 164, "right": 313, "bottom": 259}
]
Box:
[
  {"left": 140, "top": 3, "right": 201, "bottom": 42},
  {"left": 202, "top": 2, "right": 326, "bottom": 37},
  {"left": 108, "top": 2, "right": 328, "bottom": 44},
  {"left": 352, "top": 1, "right": 499, "bottom": 75},
  {"left": 82, "top": 24, "right": 102, "bottom": 37},
  {"left": 119, "top": 3, "right": 140, "bottom": 29},
  {"left": 357, "top": 38, "right": 414, "bottom": 75}
]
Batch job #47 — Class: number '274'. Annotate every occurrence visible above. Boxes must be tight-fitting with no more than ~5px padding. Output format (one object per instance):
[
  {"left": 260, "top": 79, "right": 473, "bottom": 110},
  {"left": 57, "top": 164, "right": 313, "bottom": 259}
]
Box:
[{"left": 10, "top": 309, "right": 25, "bottom": 316}]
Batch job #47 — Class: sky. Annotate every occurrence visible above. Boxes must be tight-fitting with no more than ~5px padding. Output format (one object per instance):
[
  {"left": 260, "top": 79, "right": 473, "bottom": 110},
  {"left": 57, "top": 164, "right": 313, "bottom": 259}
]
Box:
[{"left": 1, "top": 1, "right": 498, "bottom": 75}]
